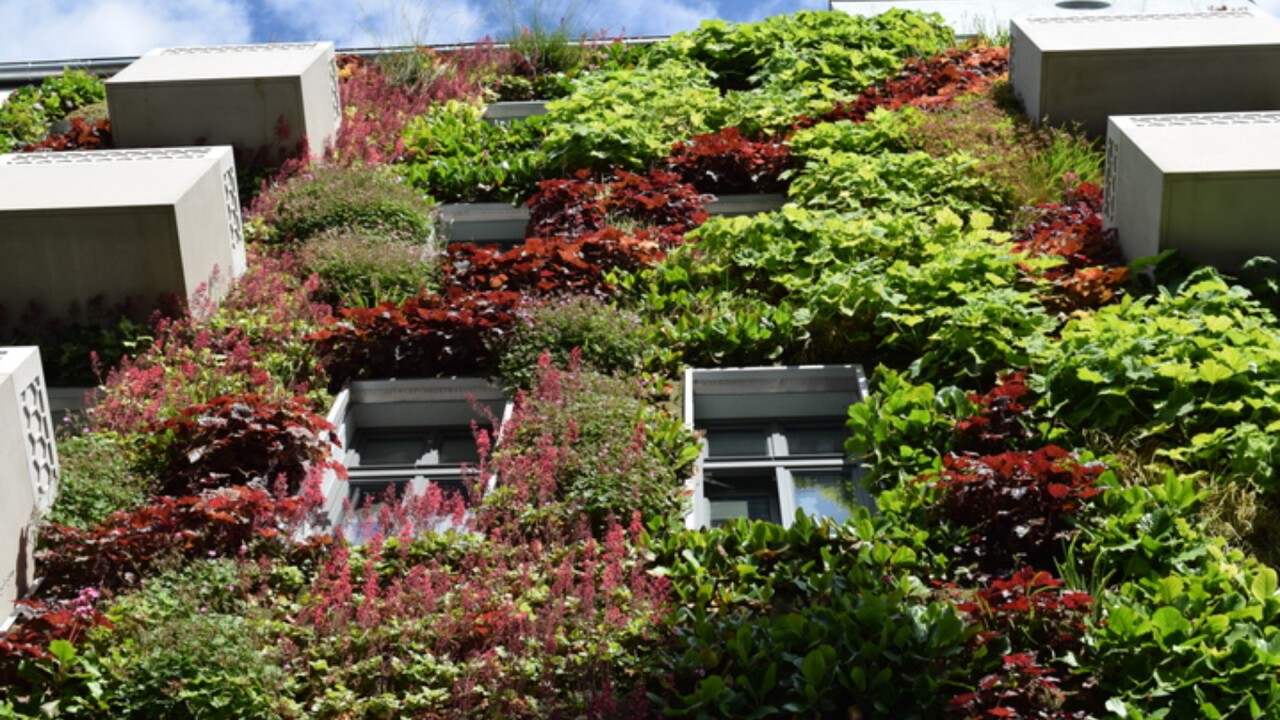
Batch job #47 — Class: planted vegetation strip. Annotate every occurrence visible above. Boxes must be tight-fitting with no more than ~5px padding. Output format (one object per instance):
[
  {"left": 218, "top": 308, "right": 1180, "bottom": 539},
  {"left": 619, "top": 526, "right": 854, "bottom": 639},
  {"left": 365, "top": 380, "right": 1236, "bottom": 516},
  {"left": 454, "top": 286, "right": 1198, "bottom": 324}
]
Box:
[{"left": 7, "top": 10, "right": 1280, "bottom": 720}]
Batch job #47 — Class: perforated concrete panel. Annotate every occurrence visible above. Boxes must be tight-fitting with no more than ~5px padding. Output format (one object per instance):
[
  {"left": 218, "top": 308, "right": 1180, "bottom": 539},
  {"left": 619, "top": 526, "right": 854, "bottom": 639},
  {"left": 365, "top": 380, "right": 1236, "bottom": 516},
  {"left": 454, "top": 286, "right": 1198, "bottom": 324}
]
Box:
[
  {"left": 0, "top": 147, "right": 245, "bottom": 329},
  {"left": 107, "top": 42, "right": 339, "bottom": 159},
  {"left": 0, "top": 347, "right": 58, "bottom": 622},
  {"left": 1010, "top": 10, "right": 1280, "bottom": 136},
  {"left": 1104, "top": 112, "right": 1280, "bottom": 268}
]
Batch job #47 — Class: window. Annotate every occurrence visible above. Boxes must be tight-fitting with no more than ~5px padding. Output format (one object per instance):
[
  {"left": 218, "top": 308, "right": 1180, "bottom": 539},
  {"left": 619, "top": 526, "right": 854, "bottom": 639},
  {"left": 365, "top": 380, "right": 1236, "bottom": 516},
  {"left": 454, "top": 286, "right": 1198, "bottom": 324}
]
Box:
[
  {"left": 684, "top": 365, "right": 874, "bottom": 529},
  {"left": 319, "top": 378, "right": 511, "bottom": 538}
]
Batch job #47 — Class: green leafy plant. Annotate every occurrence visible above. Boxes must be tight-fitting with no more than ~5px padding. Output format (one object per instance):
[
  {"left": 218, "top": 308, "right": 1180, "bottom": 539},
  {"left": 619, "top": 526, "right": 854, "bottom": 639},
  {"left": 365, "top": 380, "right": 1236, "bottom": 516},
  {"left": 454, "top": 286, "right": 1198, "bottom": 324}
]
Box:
[
  {"left": 1031, "top": 269, "right": 1280, "bottom": 492},
  {"left": 0, "top": 70, "right": 105, "bottom": 152},
  {"left": 399, "top": 100, "right": 550, "bottom": 202},
  {"left": 542, "top": 59, "right": 726, "bottom": 172}
]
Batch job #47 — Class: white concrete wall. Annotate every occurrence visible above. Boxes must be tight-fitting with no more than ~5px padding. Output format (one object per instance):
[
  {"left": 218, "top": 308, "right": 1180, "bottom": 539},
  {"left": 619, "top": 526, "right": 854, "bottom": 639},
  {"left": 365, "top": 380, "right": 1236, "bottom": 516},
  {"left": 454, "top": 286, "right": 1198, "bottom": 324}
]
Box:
[{"left": 0, "top": 347, "right": 59, "bottom": 621}]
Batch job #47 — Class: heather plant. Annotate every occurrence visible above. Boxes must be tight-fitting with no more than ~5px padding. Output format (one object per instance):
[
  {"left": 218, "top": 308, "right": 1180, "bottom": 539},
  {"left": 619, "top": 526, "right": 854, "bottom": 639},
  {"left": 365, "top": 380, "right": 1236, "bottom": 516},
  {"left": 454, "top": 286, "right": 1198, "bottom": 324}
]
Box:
[
  {"left": 300, "top": 226, "right": 439, "bottom": 308},
  {"left": 332, "top": 50, "right": 495, "bottom": 165},
  {"left": 89, "top": 258, "right": 328, "bottom": 438},
  {"left": 485, "top": 356, "right": 698, "bottom": 532},
  {"left": 490, "top": 294, "right": 648, "bottom": 390},
  {"left": 251, "top": 162, "right": 436, "bottom": 244},
  {"left": 285, "top": 516, "right": 670, "bottom": 718}
]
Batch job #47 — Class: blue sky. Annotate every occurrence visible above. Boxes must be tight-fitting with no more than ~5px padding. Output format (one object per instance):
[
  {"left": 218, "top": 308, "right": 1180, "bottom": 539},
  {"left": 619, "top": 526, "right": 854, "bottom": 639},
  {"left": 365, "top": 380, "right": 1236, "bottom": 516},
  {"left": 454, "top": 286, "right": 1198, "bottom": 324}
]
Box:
[{"left": 0, "top": 0, "right": 827, "bottom": 63}]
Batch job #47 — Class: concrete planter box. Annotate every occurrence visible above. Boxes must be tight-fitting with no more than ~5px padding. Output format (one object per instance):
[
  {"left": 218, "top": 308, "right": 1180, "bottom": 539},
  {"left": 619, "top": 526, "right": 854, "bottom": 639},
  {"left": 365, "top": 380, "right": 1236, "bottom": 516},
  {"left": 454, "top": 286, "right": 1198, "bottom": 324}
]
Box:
[
  {"left": 482, "top": 101, "right": 548, "bottom": 124},
  {"left": 438, "top": 202, "right": 529, "bottom": 245},
  {"left": 107, "top": 42, "right": 339, "bottom": 159},
  {"left": 0, "top": 147, "right": 246, "bottom": 329},
  {"left": 0, "top": 347, "right": 58, "bottom": 624},
  {"left": 706, "top": 193, "right": 788, "bottom": 217},
  {"left": 1010, "top": 9, "right": 1280, "bottom": 136},
  {"left": 1104, "top": 111, "right": 1280, "bottom": 268}
]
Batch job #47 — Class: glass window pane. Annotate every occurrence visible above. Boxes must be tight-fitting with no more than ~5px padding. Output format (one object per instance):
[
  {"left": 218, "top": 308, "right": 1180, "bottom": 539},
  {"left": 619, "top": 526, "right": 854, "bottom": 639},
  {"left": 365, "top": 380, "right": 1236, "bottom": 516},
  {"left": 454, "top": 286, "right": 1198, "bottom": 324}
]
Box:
[
  {"left": 784, "top": 425, "right": 847, "bottom": 456},
  {"left": 704, "top": 425, "right": 769, "bottom": 457},
  {"left": 705, "top": 473, "right": 780, "bottom": 525},
  {"left": 358, "top": 435, "right": 427, "bottom": 465},
  {"left": 793, "top": 470, "right": 859, "bottom": 523},
  {"left": 438, "top": 430, "right": 481, "bottom": 464}
]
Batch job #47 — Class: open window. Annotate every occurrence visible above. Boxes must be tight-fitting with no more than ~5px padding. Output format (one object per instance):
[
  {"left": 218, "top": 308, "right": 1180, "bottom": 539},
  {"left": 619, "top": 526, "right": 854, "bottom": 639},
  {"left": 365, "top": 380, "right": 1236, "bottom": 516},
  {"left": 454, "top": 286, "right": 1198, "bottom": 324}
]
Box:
[
  {"left": 321, "top": 378, "right": 511, "bottom": 538},
  {"left": 684, "top": 365, "right": 873, "bottom": 529}
]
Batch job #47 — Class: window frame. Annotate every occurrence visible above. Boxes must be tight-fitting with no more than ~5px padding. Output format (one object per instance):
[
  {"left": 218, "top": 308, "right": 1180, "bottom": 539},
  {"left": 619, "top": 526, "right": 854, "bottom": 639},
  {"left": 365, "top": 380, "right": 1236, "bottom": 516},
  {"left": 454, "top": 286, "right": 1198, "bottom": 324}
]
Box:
[{"left": 683, "top": 365, "right": 872, "bottom": 529}]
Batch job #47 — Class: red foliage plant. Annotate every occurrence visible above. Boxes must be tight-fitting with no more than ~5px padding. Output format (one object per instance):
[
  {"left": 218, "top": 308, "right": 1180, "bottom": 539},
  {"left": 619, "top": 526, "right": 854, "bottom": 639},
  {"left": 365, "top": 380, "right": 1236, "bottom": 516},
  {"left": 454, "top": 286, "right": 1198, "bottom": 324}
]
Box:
[
  {"left": 444, "top": 227, "right": 667, "bottom": 298},
  {"left": 148, "top": 393, "right": 340, "bottom": 497},
  {"left": 524, "top": 169, "right": 709, "bottom": 246},
  {"left": 329, "top": 48, "right": 498, "bottom": 166},
  {"left": 1013, "top": 180, "right": 1128, "bottom": 313},
  {"left": 308, "top": 287, "right": 522, "bottom": 390},
  {"left": 930, "top": 446, "right": 1106, "bottom": 577},
  {"left": 954, "top": 370, "right": 1039, "bottom": 455},
  {"left": 660, "top": 127, "right": 792, "bottom": 195},
  {"left": 795, "top": 44, "right": 1009, "bottom": 129},
  {"left": 948, "top": 569, "right": 1097, "bottom": 719},
  {"left": 35, "top": 481, "right": 324, "bottom": 601},
  {"left": 22, "top": 117, "right": 112, "bottom": 152}
]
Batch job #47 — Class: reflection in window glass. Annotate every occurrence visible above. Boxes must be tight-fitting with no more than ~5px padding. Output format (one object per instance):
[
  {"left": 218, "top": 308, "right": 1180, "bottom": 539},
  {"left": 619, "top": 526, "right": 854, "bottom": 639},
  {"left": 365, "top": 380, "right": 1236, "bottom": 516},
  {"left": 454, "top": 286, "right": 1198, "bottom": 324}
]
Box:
[
  {"left": 704, "top": 425, "right": 768, "bottom": 457},
  {"left": 784, "top": 425, "right": 846, "bottom": 456},
  {"left": 438, "top": 430, "right": 480, "bottom": 463},
  {"left": 359, "top": 434, "right": 427, "bottom": 465},
  {"left": 793, "top": 470, "right": 859, "bottom": 523},
  {"left": 705, "top": 473, "right": 781, "bottom": 525}
]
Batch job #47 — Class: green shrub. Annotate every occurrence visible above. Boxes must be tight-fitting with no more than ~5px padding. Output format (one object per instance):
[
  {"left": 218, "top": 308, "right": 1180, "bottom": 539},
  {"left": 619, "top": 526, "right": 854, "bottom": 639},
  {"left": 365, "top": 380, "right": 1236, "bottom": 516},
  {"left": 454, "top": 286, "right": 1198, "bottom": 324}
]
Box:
[
  {"left": 399, "top": 100, "right": 550, "bottom": 202},
  {"left": 652, "top": 10, "right": 952, "bottom": 92},
  {"left": 788, "top": 108, "right": 921, "bottom": 159},
  {"left": 255, "top": 163, "right": 436, "bottom": 244},
  {"left": 87, "top": 559, "right": 296, "bottom": 719},
  {"left": 490, "top": 295, "right": 647, "bottom": 390},
  {"left": 788, "top": 150, "right": 1003, "bottom": 218},
  {"left": 300, "top": 227, "right": 439, "bottom": 308},
  {"left": 625, "top": 207, "right": 1054, "bottom": 381}
]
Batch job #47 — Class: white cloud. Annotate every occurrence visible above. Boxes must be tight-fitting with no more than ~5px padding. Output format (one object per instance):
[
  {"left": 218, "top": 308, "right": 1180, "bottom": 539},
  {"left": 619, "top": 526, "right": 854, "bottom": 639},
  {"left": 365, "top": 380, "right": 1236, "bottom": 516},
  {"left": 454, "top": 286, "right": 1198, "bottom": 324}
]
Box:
[
  {"left": 0, "top": 0, "right": 253, "bottom": 62},
  {"left": 257, "top": 0, "right": 487, "bottom": 47}
]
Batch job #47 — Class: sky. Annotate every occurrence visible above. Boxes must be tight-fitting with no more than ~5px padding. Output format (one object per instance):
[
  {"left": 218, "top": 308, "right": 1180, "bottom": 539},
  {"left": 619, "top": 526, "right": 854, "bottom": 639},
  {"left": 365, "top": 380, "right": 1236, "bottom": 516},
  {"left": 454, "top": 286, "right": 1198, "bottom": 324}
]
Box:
[{"left": 0, "top": 0, "right": 827, "bottom": 63}]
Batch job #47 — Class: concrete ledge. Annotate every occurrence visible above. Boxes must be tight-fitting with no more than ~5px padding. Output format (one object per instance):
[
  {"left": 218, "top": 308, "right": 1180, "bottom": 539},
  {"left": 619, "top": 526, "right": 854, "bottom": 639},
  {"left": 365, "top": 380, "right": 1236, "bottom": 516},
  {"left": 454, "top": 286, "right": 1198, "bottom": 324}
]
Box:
[
  {"left": 0, "top": 147, "right": 245, "bottom": 328},
  {"left": 107, "top": 42, "right": 339, "bottom": 159},
  {"left": 1011, "top": 9, "right": 1280, "bottom": 136},
  {"left": 1105, "top": 111, "right": 1280, "bottom": 268}
]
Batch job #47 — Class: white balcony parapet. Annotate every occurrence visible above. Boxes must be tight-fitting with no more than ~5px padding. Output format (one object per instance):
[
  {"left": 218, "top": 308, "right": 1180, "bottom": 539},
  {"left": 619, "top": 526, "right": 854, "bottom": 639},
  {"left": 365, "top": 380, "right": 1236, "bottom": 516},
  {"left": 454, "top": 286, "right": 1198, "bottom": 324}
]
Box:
[
  {"left": 0, "top": 146, "right": 245, "bottom": 329},
  {"left": 1105, "top": 111, "right": 1280, "bottom": 269},
  {"left": 0, "top": 347, "right": 58, "bottom": 626},
  {"left": 1010, "top": 9, "right": 1280, "bottom": 136},
  {"left": 106, "top": 41, "right": 339, "bottom": 159}
]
